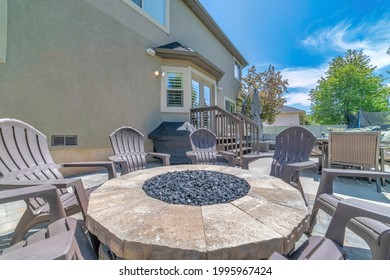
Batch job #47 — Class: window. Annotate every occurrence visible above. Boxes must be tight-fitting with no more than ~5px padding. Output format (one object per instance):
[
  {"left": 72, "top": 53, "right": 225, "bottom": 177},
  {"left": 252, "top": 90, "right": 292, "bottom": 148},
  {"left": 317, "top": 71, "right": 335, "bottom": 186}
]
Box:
[
  {"left": 234, "top": 59, "right": 241, "bottom": 81},
  {"left": 191, "top": 80, "right": 200, "bottom": 108},
  {"left": 166, "top": 72, "right": 183, "bottom": 107},
  {"left": 125, "top": 0, "right": 168, "bottom": 30},
  {"left": 161, "top": 66, "right": 216, "bottom": 113},
  {"left": 191, "top": 79, "right": 212, "bottom": 108},
  {"left": 0, "top": 0, "right": 6, "bottom": 63},
  {"left": 51, "top": 135, "right": 78, "bottom": 147},
  {"left": 225, "top": 97, "right": 236, "bottom": 113}
]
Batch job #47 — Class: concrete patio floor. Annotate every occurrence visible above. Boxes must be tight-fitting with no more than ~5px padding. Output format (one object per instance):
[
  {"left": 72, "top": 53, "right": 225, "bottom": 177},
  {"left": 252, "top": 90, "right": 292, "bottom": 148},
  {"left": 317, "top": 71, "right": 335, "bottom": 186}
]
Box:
[
  {"left": 250, "top": 157, "right": 390, "bottom": 260},
  {"left": 1, "top": 158, "right": 389, "bottom": 260}
]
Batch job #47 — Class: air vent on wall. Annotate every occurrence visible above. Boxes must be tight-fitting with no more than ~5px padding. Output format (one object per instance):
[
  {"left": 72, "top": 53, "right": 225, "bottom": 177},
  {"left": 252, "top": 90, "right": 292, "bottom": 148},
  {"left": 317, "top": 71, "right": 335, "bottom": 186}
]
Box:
[{"left": 51, "top": 135, "right": 78, "bottom": 147}]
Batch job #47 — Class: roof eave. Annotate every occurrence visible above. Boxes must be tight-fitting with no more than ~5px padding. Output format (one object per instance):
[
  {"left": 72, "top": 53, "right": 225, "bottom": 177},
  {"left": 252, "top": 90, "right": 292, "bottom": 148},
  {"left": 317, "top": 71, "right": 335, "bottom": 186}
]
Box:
[{"left": 155, "top": 48, "right": 225, "bottom": 81}]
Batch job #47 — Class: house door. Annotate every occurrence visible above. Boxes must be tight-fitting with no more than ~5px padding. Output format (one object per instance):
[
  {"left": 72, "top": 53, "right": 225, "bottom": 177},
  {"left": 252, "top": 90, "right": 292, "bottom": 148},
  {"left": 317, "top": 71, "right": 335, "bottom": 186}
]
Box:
[
  {"left": 191, "top": 79, "right": 213, "bottom": 108},
  {"left": 191, "top": 78, "right": 214, "bottom": 128}
]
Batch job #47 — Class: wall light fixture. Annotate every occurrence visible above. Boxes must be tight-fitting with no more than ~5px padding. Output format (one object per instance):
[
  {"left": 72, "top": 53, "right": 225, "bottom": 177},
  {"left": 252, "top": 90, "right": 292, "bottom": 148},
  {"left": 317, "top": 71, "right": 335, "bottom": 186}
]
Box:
[
  {"left": 154, "top": 70, "right": 165, "bottom": 78},
  {"left": 146, "top": 48, "right": 156, "bottom": 56}
]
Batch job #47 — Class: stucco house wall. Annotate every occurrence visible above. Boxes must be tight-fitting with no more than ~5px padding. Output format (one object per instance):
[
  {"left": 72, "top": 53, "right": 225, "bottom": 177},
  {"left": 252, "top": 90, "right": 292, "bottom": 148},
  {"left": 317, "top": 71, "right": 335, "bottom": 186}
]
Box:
[
  {"left": 268, "top": 113, "right": 301, "bottom": 126},
  {"left": 263, "top": 105, "right": 305, "bottom": 127},
  {"left": 0, "top": 0, "right": 6, "bottom": 63},
  {"left": 0, "top": 0, "right": 247, "bottom": 172}
]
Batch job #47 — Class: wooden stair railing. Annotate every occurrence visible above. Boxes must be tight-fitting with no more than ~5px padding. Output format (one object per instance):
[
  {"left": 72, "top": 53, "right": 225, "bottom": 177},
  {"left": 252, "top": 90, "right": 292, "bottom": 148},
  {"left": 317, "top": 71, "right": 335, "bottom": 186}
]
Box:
[
  {"left": 234, "top": 112, "right": 261, "bottom": 151},
  {"left": 190, "top": 106, "right": 261, "bottom": 166}
]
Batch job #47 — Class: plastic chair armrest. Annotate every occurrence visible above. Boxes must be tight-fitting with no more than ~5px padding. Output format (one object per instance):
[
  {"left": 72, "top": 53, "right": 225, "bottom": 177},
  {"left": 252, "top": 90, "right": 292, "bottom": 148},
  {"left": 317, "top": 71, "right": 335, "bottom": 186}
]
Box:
[
  {"left": 148, "top": 152, "right": 171, "bottom": 166},
  {"left": 219, "top": 151, "right": 236, "bottom": 167},
  {"left": 326, "top": 198, "right": 390, "bottom": 246},
  {"left": 60, "top": 161, "right": 116, "bottom": 179},
  {"left": 0, "top": 184, "right": 66, "bottom": 222},
  {"left": 0, "top": 231, "right": 77, "bottom": 260},
  {"left": 316, "top": 168, "right": 390, "bottom": 196},
  {"left": 241, "top": 153, "right": 273, "bottom": 169},
  {"left": 108, "top": 156, "right": 130, "bottom": 175},
  {"left": 286, "top": 160, "right": 317, "bottom": 171},
  {"left": 186, "top": 151, "right": 198, "bottom": 164}
]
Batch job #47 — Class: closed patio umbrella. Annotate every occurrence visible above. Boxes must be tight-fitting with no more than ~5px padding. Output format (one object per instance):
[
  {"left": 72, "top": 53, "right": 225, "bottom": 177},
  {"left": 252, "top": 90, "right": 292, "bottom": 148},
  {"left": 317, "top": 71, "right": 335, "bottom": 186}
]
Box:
[{"left": 250, "top": 88, "right": 263, "bottom": 139}]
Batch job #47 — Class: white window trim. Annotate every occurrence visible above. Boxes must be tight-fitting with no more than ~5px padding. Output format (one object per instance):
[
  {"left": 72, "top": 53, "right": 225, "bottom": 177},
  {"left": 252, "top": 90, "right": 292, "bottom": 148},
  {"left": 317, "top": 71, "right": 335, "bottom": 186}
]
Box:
[
  {"left": 191, "top": 72, "right": 215, "bottom": 108},
  {"left": 122, "top": 0, "right": 170, "bottom": 33},
  {"left": 161, "top": 66, "right": 190, "bottom": 113},
  {"left": 160, "top": 65, "right": 217, "bottom": 113},
  {"left": 190, "top": 67, "right": 217, "bottom": 107},
  {"left": 224, "top": 96, "right": 237, "bottom": 113},
  {"left": 190, "top": 67, "right": 216, "bottom": 86},
  {"left": 0, "top": 0, "right": 7, "bottom": 63},
  {"left": 233, "top": 58, "right": 242, "bottom": 82}
]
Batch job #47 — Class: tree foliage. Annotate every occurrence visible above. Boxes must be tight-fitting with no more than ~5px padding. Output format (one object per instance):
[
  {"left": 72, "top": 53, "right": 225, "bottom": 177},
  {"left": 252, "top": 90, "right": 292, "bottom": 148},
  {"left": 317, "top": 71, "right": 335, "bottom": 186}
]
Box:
[
  {"left": 238, "top": 65, "right": 288, "bottom": 124},
  {"left": 309, "top": 50, "right": 390, "bottom": 125}
]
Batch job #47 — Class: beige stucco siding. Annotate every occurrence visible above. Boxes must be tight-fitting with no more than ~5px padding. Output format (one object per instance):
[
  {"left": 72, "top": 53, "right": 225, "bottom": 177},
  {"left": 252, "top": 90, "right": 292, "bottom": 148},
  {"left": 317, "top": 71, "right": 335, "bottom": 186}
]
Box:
[
  {"left": 0, "top": 0, "right": 245, "bottom": 169},
  {"left": 0, "top": 0, "right": 6, "bottom": 63},
  {"left": 169, "top": 0, "right": 242, "bottom": 106},
  {"left": 1, "top": 0, "right": 162, "bottom": 147}
]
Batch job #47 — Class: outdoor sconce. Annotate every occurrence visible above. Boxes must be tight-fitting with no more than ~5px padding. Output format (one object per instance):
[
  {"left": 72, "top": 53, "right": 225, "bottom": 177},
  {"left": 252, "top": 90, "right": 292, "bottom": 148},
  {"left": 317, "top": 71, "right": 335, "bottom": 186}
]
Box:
[
  {"left": 154, "top": 70, "right": 165, "bottom": 78},
  {"left": 146, "top": 48, "right": 156, "bottom": 56}
]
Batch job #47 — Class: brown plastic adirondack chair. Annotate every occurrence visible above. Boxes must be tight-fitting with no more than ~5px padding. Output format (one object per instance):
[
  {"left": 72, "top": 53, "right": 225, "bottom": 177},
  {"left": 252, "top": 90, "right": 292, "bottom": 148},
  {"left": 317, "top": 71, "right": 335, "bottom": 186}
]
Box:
[
  {"left": 0, "top": 118, "right": 116, "bottom": 245},
  {"left": 270, "top": 197, "right": 390, "bottom": 260},
  {"left": 307, "top": 168, "right": 390, "bottom": 260},
  {"left": 242, "top": 126, "right": 317, "bottom": 205},
  {"left": 186, "top": 128, "right": 235, "bottom": 166},
  {"left": 0, "top": 184, "right": 97, "bottom": 260},
  {"left": 109, "top": 126, "right": 170, "bottom": 175}
]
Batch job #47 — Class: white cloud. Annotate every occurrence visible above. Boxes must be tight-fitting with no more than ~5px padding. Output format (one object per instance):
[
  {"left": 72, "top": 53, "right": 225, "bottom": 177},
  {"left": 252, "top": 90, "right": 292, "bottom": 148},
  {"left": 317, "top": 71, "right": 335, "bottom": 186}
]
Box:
[
  {"left": 281, "top": 66, "right": 327, "bottom": 88},
  {"left": 302, "top": 17, "right": 390, "bottom": 70},
  {"left": 279, "top": 66, "right": 328, "bottom": 110},
  {"left": 285, "top": 15, "right": 390, "bottom": 112},
  {"left": 285, "top": 92, "right": 312, "bottom": 107}
]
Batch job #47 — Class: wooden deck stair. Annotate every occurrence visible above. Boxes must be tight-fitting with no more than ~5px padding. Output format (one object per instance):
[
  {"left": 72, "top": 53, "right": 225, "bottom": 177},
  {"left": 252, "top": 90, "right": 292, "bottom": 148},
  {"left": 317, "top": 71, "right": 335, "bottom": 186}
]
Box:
[{"left": 190, "top": 106, "right": 260, "bottom": 166}]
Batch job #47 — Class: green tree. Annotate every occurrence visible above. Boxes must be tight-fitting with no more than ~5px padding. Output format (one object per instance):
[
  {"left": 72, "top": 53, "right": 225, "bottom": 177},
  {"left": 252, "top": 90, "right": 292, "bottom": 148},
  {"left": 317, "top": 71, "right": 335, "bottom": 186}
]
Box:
[
  {"left": 238, "top": 65, "right": 288, "bottom": 124},
  {"left": 309, "top": 50, "right": 390, "bottom": 125}
]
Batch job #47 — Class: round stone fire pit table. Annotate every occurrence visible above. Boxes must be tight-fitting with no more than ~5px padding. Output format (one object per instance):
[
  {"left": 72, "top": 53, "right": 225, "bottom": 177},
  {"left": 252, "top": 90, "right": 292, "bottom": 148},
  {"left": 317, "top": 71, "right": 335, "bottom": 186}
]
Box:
[{"left": 86, "top": 165, "right": 310, "bottom": 259}]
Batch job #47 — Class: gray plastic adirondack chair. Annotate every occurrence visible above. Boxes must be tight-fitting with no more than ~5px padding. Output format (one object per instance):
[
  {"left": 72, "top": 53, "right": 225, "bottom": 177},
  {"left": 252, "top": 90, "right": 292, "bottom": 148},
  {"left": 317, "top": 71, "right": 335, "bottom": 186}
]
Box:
[
  {"left": 109, "top": 126, "right": 170, "bottom": 175},
  {"left": 0, "top": 118, "right": 116, "bottom": 245},
  {"left": 242, "top": 126, "right": 317, "bottom": 205},
  {"left": 307, "top": 168, "right": 390, "bottom": 260},
  {"left": 186, "top": 128, "right": 235, "bottom": 166},
  {"left": 0, "top": 184, "right": 97, "bottom": 260},
  {"left": 270, "top": 198, "right": 390, "bottom": 260}
]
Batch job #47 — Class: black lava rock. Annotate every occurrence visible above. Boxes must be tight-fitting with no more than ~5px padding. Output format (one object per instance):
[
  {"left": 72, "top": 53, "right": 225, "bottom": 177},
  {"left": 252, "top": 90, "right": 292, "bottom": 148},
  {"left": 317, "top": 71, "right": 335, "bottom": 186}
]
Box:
[{"left": 142, "top": 170, "right": 250, "bottom": 206}]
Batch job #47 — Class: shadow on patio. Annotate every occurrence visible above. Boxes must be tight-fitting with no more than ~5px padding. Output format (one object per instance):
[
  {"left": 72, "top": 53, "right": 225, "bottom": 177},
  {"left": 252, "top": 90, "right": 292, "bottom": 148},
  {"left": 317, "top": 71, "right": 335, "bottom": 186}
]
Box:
[{"left": 1, "top": 158, "right": 389, "bottom": 259}]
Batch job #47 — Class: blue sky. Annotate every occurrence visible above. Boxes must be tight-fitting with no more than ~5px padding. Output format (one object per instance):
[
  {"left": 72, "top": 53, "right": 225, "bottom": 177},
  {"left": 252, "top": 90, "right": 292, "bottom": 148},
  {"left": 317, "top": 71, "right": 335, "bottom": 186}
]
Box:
[{"left": 199, "top": 0, "right": 390, "bottom": 113}]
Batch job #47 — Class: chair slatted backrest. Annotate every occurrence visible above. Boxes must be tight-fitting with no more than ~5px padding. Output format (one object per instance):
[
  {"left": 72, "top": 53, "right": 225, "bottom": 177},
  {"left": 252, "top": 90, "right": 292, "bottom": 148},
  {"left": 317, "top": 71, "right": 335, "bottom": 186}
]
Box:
[
  {"left": 272, "top": 126, "right": 317, "bottom": 178},
  {"left": 0, "top": 119, "right": 63, "bottom": 181},
  {"left": 109, "top": 126, "right": 147, "bottom": 172},
  {"left": 328, "top": 131, "right": 381, "bottom": 170},
  {"left": 189, "top": 128, "right": 218, "bottom": 165},
  {"left": 0, "top": 119, "right": 65, "bottom": 209}
]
